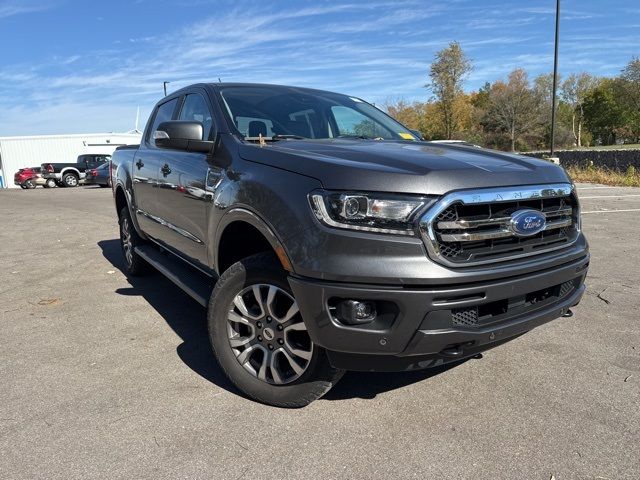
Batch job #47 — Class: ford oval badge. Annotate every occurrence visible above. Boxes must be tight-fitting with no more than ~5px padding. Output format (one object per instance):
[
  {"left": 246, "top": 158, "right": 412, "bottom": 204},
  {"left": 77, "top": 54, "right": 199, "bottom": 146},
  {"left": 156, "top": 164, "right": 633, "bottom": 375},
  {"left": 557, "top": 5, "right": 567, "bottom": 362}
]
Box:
[{"left": 510, "top": 209, "right": 546, "bottom": 237}]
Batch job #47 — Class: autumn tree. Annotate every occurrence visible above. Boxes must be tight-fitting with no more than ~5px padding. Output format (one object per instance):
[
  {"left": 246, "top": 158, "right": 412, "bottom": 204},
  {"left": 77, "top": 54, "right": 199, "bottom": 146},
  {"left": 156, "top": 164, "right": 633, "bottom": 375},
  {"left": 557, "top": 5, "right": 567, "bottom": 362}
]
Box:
[
  {"left": 561, "top": 73, "right": 599, "bottom": 147},
  {"left": 486, "top": 69, "right": 540, "bottom": 151},
  {"left": 427, "top": 41, "right": 472, "bottom": 139}
]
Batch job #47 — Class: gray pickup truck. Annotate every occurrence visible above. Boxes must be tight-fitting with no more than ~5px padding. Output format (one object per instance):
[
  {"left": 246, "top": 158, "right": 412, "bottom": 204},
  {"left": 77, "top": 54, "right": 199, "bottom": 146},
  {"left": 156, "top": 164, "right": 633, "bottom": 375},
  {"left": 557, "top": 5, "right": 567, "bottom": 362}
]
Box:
[
  {"left": 110, "top": 83, "right": 589, "bottom": 407},
  {"left": 42, "top": 154, "right": 111, "bottom": 187}
]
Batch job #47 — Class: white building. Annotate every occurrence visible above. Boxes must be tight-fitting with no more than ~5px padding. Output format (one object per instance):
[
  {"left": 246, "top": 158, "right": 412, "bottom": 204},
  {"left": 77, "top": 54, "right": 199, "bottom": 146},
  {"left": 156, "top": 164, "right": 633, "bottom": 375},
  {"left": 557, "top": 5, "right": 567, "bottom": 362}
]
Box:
[{"left": 0, "top": 132, "right": 142, "bottom": 188}]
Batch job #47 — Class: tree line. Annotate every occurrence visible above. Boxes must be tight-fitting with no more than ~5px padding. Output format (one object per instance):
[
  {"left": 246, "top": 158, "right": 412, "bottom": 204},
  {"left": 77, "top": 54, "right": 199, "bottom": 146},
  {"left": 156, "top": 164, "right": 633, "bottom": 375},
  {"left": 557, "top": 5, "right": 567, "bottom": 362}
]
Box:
[{"left": 384, "top": 42, "right": 640, "bottom": 151}]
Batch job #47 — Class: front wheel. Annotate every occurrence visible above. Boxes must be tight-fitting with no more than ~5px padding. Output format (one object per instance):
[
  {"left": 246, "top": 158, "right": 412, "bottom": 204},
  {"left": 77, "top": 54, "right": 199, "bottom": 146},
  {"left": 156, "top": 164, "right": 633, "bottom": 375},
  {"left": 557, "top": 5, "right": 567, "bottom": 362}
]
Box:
[
  {"left": 45, "top": 179, "right": 56, "bottom": 188},
  {"left": 23, "top": 179, "right": 36, "bottom": 189},
  {"left": 208, "top": 253, "right": 344, "bottom": 407}
]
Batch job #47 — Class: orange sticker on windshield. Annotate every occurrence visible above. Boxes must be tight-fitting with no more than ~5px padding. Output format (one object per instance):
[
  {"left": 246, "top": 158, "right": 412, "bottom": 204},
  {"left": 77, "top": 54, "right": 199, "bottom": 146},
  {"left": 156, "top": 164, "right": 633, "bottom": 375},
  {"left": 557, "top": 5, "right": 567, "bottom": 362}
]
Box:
[{"left": 399, "top": 132, "right": 415, "bottom": 140}]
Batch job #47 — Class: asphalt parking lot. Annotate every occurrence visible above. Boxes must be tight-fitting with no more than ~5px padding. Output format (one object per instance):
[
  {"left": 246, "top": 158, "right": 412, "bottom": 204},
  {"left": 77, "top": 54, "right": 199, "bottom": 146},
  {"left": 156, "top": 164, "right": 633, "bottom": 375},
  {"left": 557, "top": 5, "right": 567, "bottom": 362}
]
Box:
[{"left": 1, "top": 184, "right": 638, "bottom": 479}]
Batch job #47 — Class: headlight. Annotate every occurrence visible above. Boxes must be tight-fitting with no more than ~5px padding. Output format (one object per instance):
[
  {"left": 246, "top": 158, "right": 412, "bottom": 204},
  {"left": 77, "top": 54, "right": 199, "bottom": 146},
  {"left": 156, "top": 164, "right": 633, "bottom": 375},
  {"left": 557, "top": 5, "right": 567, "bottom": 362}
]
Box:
[{"left": 309, "top": 191, "right": 436, "bottom": 235}]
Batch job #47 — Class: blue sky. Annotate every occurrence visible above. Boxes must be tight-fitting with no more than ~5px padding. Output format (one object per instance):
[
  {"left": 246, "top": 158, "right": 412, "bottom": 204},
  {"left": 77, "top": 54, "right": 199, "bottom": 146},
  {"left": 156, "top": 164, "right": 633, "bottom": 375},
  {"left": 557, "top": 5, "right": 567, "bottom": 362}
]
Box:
[{"left": 0, "top": 0, "right": 638, "bottom": 135}]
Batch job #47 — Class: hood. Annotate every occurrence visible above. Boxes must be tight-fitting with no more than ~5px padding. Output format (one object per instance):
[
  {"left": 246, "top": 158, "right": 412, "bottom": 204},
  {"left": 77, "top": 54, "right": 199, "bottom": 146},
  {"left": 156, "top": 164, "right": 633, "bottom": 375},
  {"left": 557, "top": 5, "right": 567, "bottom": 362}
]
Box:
[{"left": 238, "top": 139, "right": 570, "bottom": 195}]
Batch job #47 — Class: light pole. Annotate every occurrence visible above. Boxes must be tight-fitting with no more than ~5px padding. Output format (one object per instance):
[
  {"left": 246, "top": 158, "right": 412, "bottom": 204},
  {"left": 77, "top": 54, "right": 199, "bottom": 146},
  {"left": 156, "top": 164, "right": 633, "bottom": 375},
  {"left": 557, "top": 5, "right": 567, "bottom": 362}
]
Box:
[
  {"left": 163, "top": 81, "right": 170, "bottom": 97},
  {"left": 550, "top": 0, "right": 560, "bottom": 157}
]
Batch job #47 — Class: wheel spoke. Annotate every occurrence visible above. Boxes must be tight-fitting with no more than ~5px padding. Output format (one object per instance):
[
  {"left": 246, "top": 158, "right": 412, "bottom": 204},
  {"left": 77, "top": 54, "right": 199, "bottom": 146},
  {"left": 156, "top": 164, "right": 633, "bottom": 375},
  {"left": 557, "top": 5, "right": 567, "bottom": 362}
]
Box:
[
  {"left": 233, "top": 295, "right": 251, "bottom": 317},
  {"left": 266, "top": 285, "right": 278, "bottom": 318},
  {"left": 252, "top": 285, "right": 266, "bottom": 317},
  {"left": 270, "top": 351, "right": 284, "bottom": 384},
  {"left": 228, "top": 310, "right": 252, "bottom": 326},
  {"left": 279, "top": 303, "right": 299, "bottom": 324},
  {"left": 236, "top": 344, "right": 257, "bottom": 365},
  {"left": 280, "top": 348, "right": 305, "bottom": 375},
  {"left": 284, "top": 321, "right": 307, "bottom": 332},
  {"left": 229, "top": 333, "right": 254, "bottom": 348},
  {"left": 257, "top": 351, "right": 270, "bottom": 382},
  {"left": 286, "top": 343, "right": 312, "bottom": 361}
]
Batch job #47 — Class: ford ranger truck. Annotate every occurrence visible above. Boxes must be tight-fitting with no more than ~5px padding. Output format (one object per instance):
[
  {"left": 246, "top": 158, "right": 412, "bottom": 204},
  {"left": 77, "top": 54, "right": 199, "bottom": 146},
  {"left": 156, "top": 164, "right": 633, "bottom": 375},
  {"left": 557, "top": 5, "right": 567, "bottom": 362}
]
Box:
[{"left": 110, "top": 83, "right": 589, "bottom": 407}]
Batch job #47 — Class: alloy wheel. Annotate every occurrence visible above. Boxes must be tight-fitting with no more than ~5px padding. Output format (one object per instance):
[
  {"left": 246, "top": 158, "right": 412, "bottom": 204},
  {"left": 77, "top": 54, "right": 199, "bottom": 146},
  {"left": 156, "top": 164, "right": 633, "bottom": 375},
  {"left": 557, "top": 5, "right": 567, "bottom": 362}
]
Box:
[
  {"left": 121, "top": 217, "right": 133, "bottom": 266},
  {"left": 226, "top": 284, "right": 313, "bottom": 385}
]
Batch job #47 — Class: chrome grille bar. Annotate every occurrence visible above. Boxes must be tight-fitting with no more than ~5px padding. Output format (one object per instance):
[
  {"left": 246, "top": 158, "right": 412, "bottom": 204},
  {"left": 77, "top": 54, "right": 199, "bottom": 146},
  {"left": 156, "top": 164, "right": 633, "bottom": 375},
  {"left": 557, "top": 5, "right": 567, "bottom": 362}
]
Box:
[
  {"left": 437, "top": 207, "right": 572, "bottom": 230},
  {"left": 439, "top": 217, "right": 573, "bottom": 242},
  {"left": 418, "top": 183, "right": 580, "bottom": 267}
]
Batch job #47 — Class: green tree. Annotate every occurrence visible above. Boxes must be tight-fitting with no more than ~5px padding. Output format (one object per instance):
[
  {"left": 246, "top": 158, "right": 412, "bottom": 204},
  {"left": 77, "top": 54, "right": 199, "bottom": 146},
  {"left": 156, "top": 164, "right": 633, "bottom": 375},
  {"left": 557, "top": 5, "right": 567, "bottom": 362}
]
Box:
[
  {"left": 561, "top": 73, "right": 599, "bottom": 147},
  {"left": 617, "top": 57, "right": 640, "bottom": 142},
  {"left": 427, "top": 41, "right": 472, "bottom": 139},
  {"left": 583, "top": 79, "right": 627, "bottom": 145}
]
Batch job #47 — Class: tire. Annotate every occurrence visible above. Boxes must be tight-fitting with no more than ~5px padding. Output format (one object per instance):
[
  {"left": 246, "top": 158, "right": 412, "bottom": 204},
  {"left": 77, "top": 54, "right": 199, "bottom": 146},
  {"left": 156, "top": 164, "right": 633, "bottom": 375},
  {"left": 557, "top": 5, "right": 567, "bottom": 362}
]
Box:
[
  {"left": 62, "top": 172, "right": 79, "bottom": 187},
  {"left": 208, "top": 252, "right": 344, "bottom": 407},
  {"left": 118, "top": 207, "right": 149, "bottom": 276},
  {"left": 23, "top": 179, "right": 36, "bottom": 189},
  {"left": 45, "top": 179, "right": 56, "bottom": 188}
]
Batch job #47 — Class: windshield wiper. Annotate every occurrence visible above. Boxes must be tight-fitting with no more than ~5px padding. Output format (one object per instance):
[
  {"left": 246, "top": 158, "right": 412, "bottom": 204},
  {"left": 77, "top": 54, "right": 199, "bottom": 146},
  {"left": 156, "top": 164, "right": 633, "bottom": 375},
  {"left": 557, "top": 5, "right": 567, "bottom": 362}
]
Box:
[
  {"left": 244, "top": 134, "right": 306, "bottom": 142},
  {"left": 336, "top": 134, "right": 374, "bottom": 140}
]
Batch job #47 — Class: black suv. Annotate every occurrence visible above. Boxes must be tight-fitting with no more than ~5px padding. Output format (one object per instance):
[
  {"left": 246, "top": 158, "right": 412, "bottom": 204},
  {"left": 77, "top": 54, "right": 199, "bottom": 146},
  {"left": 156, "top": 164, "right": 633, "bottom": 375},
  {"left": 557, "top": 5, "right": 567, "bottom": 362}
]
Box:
[{"left": 111, "top": 83, "right": 589, "bottom": 407}]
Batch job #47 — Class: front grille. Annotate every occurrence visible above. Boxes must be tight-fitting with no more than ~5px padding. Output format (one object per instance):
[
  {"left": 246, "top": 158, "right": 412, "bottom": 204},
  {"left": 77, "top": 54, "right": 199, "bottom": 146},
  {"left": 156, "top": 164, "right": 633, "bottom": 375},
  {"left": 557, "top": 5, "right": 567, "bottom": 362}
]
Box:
[{"left": 420, "top": 184, "right": 580, "bottom": 267}]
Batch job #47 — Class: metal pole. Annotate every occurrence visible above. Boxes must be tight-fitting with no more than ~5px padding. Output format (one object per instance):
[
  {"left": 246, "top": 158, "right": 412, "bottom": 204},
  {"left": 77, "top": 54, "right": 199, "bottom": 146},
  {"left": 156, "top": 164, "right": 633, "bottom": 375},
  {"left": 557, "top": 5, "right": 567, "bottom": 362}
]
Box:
[
  {"left": 163, "top": 81, "right": 170, "bottom": 96},
  {"left": 550, "top": 0, "right": 560, "bottom": 156}
]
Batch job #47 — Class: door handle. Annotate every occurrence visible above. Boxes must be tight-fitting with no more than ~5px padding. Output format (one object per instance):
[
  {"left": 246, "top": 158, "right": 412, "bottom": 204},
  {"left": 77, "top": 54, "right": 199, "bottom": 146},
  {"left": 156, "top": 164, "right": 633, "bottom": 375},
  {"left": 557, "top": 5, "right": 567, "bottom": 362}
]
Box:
[
  {"left": 161, "top": 163, "right": 172, "bottom": 176},
  {"left": 135, "top": 159, "right": 144, "bottom": 169}
]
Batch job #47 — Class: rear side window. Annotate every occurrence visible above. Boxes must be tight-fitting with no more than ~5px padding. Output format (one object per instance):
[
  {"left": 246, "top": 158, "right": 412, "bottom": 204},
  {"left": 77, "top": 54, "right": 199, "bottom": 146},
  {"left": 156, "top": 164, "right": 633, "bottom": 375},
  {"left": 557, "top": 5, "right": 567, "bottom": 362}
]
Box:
[
  {"left": 147, "top": 98, "right": 179, "bottom": 144},
  {"left": 179, "top": 93, "right": 214, "bottom": 140}
]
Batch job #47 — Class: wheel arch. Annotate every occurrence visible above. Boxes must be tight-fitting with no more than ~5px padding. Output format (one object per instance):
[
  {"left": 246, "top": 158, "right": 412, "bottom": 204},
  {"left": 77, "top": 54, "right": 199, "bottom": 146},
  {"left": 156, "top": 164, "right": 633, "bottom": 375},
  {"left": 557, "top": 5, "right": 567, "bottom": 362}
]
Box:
[{"left": 215, "top": 209, "right": 293, "bottom": 275}]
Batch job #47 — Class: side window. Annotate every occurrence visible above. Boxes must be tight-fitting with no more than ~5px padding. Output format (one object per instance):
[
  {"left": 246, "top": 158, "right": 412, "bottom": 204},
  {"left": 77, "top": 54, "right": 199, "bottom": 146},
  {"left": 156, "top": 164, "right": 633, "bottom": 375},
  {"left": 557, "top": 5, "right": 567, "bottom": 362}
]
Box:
[
  {"left": 331, "top": 106, "right": 392, "bottom": 139},
  {"left": 178, "top": 93, "right": 213, "bottom": 140},
  {"left": 147, "top": 98, "right": 179, "bottom": 145}
]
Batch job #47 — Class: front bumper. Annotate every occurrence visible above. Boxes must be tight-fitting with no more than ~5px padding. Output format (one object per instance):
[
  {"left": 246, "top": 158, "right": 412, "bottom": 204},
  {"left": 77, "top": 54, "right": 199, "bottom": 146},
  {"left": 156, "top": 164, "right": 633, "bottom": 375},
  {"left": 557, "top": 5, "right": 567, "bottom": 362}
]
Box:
[{"left": 289, "top": 254, "right": 589, "bottom": 371}]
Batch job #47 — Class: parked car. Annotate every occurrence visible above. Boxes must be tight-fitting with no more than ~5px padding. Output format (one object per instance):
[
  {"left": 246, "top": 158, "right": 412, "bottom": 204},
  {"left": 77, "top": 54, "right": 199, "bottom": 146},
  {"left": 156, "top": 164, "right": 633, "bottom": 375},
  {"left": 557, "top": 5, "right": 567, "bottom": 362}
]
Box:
[
  {"left": 14, "top": 167, "right": 56, "bottom": 189},
  {"left": 41, "top": 154, "right": 111, "bottom": 187},
  {"left": 111, "top": 83, "right": 589, "bottom": 407},
  {"left": 84, "top": 162, "right": 111, "bottom": 188}
]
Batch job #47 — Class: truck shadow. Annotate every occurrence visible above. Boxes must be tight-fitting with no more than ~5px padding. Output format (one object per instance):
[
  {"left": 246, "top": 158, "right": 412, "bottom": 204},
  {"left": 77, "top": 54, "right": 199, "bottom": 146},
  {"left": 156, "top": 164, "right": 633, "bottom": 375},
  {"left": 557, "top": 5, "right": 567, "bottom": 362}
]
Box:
[{"left": 98, "top": 238, "right": 470, "bottom": 402}]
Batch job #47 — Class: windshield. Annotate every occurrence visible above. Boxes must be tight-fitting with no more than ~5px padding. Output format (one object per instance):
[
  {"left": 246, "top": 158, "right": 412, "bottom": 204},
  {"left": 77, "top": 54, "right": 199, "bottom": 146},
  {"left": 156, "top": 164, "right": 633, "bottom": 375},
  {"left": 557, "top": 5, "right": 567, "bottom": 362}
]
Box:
[{"left": 219, "top": 86, "right": 417, "bottom": 141}]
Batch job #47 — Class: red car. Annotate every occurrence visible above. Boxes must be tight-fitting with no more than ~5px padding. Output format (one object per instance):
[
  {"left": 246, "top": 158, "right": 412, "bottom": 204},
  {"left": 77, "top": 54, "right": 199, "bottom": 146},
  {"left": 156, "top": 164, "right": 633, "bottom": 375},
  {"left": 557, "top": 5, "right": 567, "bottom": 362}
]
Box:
[{"left": 14, "top": 167, "right": 56, "bottom": 189}]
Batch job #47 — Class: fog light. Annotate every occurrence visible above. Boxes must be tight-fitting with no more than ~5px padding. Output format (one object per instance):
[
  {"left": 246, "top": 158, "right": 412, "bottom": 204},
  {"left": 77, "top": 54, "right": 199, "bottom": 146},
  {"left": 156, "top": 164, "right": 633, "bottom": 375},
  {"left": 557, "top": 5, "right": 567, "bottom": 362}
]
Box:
[{"left": 336, "top": 300, "right": 376, "bottom": 325}]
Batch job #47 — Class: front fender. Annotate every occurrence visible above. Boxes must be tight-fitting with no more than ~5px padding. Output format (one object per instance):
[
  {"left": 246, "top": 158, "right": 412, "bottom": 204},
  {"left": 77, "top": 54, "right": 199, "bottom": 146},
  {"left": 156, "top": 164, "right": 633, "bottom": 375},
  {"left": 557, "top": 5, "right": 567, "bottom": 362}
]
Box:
[{"left": 214, "top": 208, "right": 292, "bottom": 272}]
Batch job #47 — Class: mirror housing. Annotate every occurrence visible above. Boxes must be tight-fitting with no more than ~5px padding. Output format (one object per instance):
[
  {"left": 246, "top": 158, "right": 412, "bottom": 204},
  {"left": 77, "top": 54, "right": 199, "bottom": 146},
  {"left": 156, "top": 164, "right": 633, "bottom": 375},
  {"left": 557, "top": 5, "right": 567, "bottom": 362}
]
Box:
[{"left": 154, "top": 121, "right": 214, "bottom": 153}]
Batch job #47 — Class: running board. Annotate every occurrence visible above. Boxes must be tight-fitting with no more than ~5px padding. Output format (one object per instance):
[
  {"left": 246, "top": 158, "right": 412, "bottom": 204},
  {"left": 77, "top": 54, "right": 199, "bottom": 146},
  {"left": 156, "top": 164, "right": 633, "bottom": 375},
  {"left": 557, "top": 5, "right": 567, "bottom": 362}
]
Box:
[{"left": 134, "top": 245, "right": 214, "bottom": 307}]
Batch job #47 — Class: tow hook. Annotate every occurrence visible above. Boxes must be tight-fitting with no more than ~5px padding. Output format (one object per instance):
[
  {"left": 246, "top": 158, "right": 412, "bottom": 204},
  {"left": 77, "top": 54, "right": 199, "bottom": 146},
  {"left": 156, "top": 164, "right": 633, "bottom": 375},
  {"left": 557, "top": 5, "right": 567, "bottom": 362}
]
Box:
[
  {"left": 440, "top": 345, "right": 464, "bottom": 358},
  {"left": 561, "top": 309, "right": 574, "bottom": 318}
]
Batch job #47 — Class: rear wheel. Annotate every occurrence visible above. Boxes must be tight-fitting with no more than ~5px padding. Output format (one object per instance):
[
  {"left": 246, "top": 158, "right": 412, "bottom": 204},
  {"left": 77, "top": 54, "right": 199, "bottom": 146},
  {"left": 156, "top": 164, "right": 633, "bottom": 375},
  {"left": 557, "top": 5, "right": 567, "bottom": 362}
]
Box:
[
  {"left": 23, "top": 179, "right": 36, "bottom": 189},
  {"left": 62, "top": 172, "right": 79, "bottom": 187},
  {"left": 119, "top": 207, "right": 149, "bottom": 276},
  {"left": 45, "top": 179, "right": 56, "bottom": 188},
  {"left": 208, "top": 253, "right": 344, "bottom": 407}
]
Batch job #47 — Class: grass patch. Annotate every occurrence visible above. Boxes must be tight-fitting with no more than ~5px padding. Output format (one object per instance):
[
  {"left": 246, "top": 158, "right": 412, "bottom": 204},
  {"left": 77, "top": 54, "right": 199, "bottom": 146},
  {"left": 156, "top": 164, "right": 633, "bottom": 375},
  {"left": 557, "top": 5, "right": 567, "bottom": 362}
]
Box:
[{"left": 566, "top": 164, "right": 640, "bottom": 187}]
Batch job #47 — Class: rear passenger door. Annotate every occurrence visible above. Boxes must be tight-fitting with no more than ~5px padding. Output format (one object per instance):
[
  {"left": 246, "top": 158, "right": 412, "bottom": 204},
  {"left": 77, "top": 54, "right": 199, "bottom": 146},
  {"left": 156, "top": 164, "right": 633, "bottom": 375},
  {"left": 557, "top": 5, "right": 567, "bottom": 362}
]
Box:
[
  {"left": 152, "top": 90, "right": 217, "bottom": 267},
  {"left": 132, "top": 96, "right": 180, "bottom": 240}
]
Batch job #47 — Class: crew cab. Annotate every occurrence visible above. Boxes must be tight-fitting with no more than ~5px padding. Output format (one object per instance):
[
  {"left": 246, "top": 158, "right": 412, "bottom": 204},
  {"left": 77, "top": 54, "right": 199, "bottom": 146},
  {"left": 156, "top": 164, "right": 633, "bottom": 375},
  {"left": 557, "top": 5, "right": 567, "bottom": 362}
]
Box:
[
  {"left": 42, "top": 154, "right": 111, "bottom": 187},
  {"left": 111, "top": 83, "right": 589, "bottom": 407}
]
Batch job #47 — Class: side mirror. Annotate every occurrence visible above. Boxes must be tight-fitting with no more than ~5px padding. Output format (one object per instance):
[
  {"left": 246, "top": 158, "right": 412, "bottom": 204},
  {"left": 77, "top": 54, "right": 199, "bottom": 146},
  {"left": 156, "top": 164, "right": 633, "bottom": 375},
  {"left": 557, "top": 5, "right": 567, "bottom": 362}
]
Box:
[{"left": 154, "top": 121, "right": 214, "bottom": 153}]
